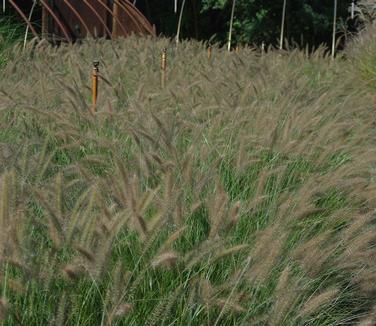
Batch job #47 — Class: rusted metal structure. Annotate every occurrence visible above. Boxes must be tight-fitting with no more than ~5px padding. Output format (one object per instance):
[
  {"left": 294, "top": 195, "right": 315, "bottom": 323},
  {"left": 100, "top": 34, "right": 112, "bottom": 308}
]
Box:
[{"left": 6, "top": 0, "right": 156, "bottom": 42}]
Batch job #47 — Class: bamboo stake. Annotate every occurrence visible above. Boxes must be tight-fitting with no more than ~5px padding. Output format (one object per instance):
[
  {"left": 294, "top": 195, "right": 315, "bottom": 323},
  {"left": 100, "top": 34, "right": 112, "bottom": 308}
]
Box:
[
  {"left": 161, "top": 48, "right": 167, "bottom": 88},
  {"left": 331, "top": 0, "right": 337, "bottom": 60},
  {"left": 279, "top": 0, "right": 287, "bottom": 50},
  {"left": 227, "top": 0, "right": 236, "bottom": 52},
  {"left": 92, "top": 61, "right": 99, "bottom": 112},
  {"left": 176, "top": 0, "right": 186, "bottom": 45},
  {"left": 23, "top": 0, "right": 37, "bottom": 49}
]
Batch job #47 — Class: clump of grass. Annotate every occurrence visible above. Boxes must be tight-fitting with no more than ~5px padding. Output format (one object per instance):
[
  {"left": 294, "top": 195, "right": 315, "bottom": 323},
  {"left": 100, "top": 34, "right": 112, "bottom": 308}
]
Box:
[
  {"left": 355, "top": 0, "right": 376, "bottom": 24},
  {"left": 0, "top": 33, "right": 375, "bottom": 325},
  {"left": 0, "top": 15, "right": 24, "bottom": 68},
  {"left": 345, "top": 6, "right": 376, "bottom": 90}
]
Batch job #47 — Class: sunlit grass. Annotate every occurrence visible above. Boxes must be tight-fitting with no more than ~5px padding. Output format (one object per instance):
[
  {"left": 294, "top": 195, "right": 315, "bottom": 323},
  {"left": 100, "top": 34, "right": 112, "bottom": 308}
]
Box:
[{"left": 0, "top": 33, "right": 375, "bottom": 325}]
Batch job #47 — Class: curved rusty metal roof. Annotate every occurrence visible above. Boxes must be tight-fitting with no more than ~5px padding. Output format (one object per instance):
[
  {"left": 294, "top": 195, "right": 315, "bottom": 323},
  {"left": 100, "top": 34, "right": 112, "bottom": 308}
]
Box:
[{"left": 7, "top": 0, "right": 156, "bottom": 42}]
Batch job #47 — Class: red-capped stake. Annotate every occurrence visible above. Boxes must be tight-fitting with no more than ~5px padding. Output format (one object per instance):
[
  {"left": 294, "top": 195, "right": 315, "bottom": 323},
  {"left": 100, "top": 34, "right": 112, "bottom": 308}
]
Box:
[
  {"left": 161, "top": 48, "right": 167, "bottom": 88},
  {"left": 161, "top": 48, "right": 167, "bottom": 71},
  {"left": 92, "top": 60, "right": 99, "bottom": 112}
]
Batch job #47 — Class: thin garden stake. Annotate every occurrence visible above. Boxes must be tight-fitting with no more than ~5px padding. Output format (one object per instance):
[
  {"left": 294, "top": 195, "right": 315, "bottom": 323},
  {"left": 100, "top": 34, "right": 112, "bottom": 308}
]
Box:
[
  {"left": 174, "top": 0, "right": 177, "bottom": 13},
  {"left": 92, "top": 60, "right": 99, "bottom": 112},
  {"left": 176, "top": 0, "right": 186, "bottom": 44},
  {"left": 227, "top": 0, "right": 236, "bottom": 52},
  {"left": 23, "top": 0, "right": 37, "bottom": 49},
  {"left": 161, "top": 48, "right": 167, "bottom": 88},
  {"left": 3, "top": 0, "right": 5, "bottom": 13},
  {"left": 280, "top": 0, "right": 287, "bottom": 50},
  {"left": 208, "top": 46, "right": 212, "bottom": 60},
  {"left": 351, "top": 1, "right": 355, "bottom": 20},
  {"left": 332, "top": 0, "right": 337, "bottom": 60}
]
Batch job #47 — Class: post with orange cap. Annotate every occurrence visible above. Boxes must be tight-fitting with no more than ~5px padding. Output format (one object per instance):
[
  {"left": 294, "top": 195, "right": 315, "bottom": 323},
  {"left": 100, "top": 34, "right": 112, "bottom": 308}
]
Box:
[
  {"left": 92, "top": 60, "right": 99, "bottom": 112},
  {"left": 161, "top": 48, "right": 167, "bottom": 88}
]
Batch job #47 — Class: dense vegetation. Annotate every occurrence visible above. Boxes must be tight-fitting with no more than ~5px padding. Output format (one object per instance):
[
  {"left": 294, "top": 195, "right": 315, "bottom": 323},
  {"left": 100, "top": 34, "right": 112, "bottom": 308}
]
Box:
[
  {"left": 0, "top": 0, "right": 363, "bottom": 49},
  {"left": 139, "top": 0, "right": 355, "bottom": 47},
  {"left": 0, "top": 26, "right": 376, "bottom": 324},
  {"left": 1, "top": 3, "right": 376, "bottom": 323}
]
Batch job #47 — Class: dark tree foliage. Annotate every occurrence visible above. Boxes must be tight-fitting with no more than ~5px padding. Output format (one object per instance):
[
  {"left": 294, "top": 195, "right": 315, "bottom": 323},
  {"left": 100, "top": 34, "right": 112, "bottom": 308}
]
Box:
[
  {"left": 137, "top": 0, "right": 354, "bottom": 48},
  {"left": 1, "top": 0, "right": 356, "bottom": 49}
]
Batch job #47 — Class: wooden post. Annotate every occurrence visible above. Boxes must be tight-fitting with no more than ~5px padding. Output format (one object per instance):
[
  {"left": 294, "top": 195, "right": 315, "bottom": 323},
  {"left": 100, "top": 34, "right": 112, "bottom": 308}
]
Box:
[
  {"left": 92, "top": 61, "right": 99, "bottom": 112},
  {"left": 161, "top": 48, "right": 167, "bottom": 88}
]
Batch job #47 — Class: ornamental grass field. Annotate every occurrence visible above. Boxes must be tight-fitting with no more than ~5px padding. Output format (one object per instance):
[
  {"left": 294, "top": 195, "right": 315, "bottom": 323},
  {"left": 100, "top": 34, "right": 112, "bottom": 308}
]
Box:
[{"left": 0, "top": 27, "right": 376, "bottom": 325}]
